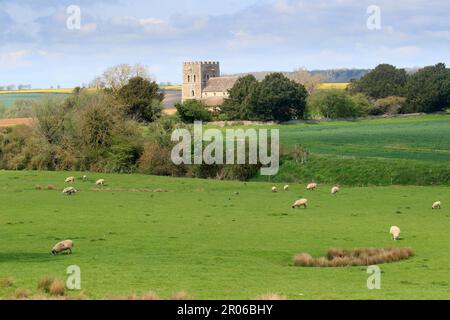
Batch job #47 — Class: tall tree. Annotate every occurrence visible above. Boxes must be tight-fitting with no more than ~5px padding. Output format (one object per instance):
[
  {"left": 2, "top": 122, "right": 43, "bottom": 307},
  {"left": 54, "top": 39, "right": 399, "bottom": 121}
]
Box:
[
  {"left": 247, "top": 73, "right": 308, "bottom": 122},
  {"left": 221, "top": 75, "right": 258, "bottom": 120},
  {"left": 117, "top": 76, "right": 163, "bottom": 122},
  {"left": 348, "top": 64, "right": 407, "bottom": 99},
  {"left": 90, "top": 64, "right": 152, "bottom": 92},
  {"left": 403, "top": 63, "right": 450, "bottom": 113},
  {"left": 289, "top": 68, "right": 325, "bottom": 94}
]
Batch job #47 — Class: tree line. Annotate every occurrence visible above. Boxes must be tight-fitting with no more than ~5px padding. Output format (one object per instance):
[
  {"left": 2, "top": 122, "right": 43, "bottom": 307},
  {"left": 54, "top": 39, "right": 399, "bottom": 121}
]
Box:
[{"left": 176, "top": 62, "right": 450, "bottom": 122}]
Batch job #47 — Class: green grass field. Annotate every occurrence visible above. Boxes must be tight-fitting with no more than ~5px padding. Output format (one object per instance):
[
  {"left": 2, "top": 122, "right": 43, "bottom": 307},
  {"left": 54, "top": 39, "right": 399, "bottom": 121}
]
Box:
[
  {"left": 0, "top": 93, "right": 70, "bottom": 108},
  {"left": 271, "top": 114, "right": 450, "bottom": 162},
  {"left": 1, "top": 170, "right": 450, "bottom": 300}
]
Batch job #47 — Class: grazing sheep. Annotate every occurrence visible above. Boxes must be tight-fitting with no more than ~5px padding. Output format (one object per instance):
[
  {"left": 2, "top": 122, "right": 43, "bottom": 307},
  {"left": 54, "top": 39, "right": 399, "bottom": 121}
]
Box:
[
  {"left": 432, "top": 201, "right": 442, "bottom": 210},
  {"left": 272, "top": 186, "right": 277, "bottom": 193},
  {"left": 390, "top": 226, "right": 401, "bottom": 240},
  {"left": 306, "top": 183, "right": 317, "bottom": 191},
  {"left": 62, "top": 187, "right": 78, "bottom": 196},
  {"left": 65, "top": 176, "right": 75, "bottom": 183},
  {"left": 284, "top": 185, "right": 289, "bottom": 191},
  {"left": 292, "top": 198, "right": 308, "bottom": 209},
  {"left": 96, "top": 179, "right": 106, "bottom": 186},
  {"left": 82, "top": 175, "right": 87, "bottom": 181},
  {"left": 331, "top": 186, "right": 340, "bottom": 195},
  {"left": 51, "top": 240, "right": 74, "bottom": 255}
]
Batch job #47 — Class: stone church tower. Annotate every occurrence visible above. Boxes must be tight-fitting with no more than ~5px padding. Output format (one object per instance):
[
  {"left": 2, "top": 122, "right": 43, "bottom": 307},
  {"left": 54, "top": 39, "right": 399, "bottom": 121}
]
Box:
[{"left": 182, "top": 61, "right": 220, "bottom": 102}]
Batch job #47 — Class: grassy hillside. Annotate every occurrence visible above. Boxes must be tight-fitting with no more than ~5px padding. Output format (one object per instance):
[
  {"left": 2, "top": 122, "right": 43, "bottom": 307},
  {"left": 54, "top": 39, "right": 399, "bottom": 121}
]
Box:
[
  {"left": 233, "top": 114, "right": 450, "bottom": 185},
  {"left": 0, "top": 171, "right": 449, "bottom": 299}
]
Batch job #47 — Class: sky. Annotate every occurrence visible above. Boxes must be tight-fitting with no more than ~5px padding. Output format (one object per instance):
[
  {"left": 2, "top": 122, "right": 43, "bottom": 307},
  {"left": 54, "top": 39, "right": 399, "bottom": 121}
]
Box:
[{"left": 1, "top": 0, "right": 450, "bottom": 88}]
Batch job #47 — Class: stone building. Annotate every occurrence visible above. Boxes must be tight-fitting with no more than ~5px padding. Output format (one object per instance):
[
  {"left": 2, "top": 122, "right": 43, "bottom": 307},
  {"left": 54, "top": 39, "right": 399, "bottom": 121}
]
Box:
[{"left": 182, "top": 61, "right": 237, "bottom": 106}]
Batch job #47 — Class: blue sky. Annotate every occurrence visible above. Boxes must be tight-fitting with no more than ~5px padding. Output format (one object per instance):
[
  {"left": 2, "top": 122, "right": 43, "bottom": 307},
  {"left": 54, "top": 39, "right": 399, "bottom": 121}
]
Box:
[{"left": 1, "top": 0, "right": 450, "bottom": 88}]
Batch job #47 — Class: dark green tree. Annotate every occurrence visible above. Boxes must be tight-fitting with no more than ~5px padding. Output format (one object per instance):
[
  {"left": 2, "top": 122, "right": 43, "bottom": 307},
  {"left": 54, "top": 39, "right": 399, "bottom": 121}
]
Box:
[
  {"left": 221, "top": 75, "right": 258, "bottom": 120},
  {"left": 349, "top": 64, "right": 407, "bottom": 99},
  {"left": 246, "top": 73, "right": 308, "bottom": 122},
  {"left": 403, "top": 63, "right": 450, "bottom": 113},
  {"left": 117, "top": 76, "right": 164, "bottom": 122}
]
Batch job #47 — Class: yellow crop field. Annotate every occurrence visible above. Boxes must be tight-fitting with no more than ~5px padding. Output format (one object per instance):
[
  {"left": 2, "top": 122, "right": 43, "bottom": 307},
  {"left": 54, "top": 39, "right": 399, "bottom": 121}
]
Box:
[
  {"left": 318, "top": 83, "right": 350, "bottom": 90},
  {"left": 0, "top": 88, "right": 97, "bottom": 95}
]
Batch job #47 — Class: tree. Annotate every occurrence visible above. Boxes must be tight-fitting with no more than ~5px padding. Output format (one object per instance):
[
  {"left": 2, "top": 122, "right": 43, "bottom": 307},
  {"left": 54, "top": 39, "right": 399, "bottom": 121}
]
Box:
[
  {"left": 403, "top": 63, "right": 450, "bottom": 113},
  {"left": 90, "top": 64, "right": 152, "bottom": 92},
  {"left": 117, "top": 76, "right": 163, "bottom": 122},
  {"left": 289, "top": 68, "right": 325, "bottom": 94},
  {"left": 348, "top": 64, "right": 407, "bottom": 99},
  {"left": 175, "top": 100, "right": 212, "bottom": 123},
  {"left": 246, "top": 73, "right": 308, "bottom": 122},
  {"left": 221, "top": 75, "right": 258, "bottom": 120}
]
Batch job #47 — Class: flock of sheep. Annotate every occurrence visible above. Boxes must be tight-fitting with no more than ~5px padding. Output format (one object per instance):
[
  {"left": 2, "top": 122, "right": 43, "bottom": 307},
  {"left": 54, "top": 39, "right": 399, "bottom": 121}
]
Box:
[
  {"left": 271, "top": 182, "right": 442, "bottom": 242},
  {"left": 52, "top": 176, "right": 443, "bottom": 255},
  {"left": 61, "top": 176, "right": 106, "bottom": 196},
  {"left": 54, "top": 176, "right": 106, "bottom": 254}
]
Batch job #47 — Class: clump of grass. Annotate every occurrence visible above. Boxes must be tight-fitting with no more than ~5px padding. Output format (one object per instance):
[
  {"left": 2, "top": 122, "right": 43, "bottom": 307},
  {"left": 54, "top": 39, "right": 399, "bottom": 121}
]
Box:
[
  {"left": 0, "top": 276, "right": 15, "bottom": 288},
  {"left": 35, "top": 185, "right": 43, "bottom": 190},
  {"left": 293, "top": 253, "right": 314, "bottom": 267},
  {"left": 13, "top": 288, "right": 31, "bottom": 299},
  {"left": 141, "top": 291, "right": 160, "bottom": 300},
  {"left": 294, "top": 247, "right": 414, "bottom": 267},
  {"left": 169, "top": 291, "right": 191, "bottom": 300},
  {"left": 49, "top": 279, "right": 65, "bottom": 296},
  {"left": 256, "top": 293, "right": 287, "bottom": 300},
  {"left": 47, "top": 185, "right": 57, "bottom": 190},
  {"left": 37, "top": 277, "right": 54, "bottom": 293}
]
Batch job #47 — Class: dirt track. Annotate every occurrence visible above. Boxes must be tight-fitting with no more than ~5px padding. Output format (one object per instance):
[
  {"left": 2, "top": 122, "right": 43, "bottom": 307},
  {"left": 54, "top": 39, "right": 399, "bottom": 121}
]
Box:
[{"left": 0, "top": 118, "right": 33, "bottom": 127}]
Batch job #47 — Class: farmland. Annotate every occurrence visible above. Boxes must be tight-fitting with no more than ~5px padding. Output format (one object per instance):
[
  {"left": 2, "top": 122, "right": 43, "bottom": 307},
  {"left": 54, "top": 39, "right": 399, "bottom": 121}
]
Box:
[{"left": 0, "top": 171, "right": 450, "bottom": 299}]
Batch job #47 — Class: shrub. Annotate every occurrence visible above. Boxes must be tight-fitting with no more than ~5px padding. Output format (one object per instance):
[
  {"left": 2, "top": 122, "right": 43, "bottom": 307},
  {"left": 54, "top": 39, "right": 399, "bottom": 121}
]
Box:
[
  {"left": 371, "top": 96, "right": 406, "bottom": 115},
  {"left": 308, "top": 90, "right": 367, "bottom": 119},
  {"left": 175, "top": 100, "right": 212, "bottom": 123}
]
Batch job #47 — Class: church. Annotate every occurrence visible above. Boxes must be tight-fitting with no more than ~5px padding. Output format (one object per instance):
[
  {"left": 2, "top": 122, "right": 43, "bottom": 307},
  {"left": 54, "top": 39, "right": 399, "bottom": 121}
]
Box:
[{"left": 182, "top": 61, "right": 237, "bottom": 106}]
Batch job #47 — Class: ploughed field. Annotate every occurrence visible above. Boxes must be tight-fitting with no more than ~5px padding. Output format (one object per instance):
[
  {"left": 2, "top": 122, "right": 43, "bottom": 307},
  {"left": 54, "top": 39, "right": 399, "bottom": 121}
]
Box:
[{"left": 1, "top": 171, "right": 449, "bottom": 299}]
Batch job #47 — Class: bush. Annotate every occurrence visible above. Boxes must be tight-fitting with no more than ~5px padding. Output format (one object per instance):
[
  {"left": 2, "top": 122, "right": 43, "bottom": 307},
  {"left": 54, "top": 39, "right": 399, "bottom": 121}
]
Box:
[
  {"left": 175, "top": 100, "right": 212, "bottom": 123},
  {"left": 370, "top": 96, "right": 406, "bottom": 115},
  {"left": 308, "top": 90, "right": 367, "bottom": 119}
]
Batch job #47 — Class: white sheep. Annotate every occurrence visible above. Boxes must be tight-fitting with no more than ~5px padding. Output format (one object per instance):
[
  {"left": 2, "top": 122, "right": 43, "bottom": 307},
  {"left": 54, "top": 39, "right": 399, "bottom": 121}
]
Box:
[
  {"left": 390, "top": 226, "right": 401, "bottom": 240},
  {"left": 271, "top": 186, "right": 278, "bottom": 193},
  {"left": 52, "top": 240, "right": 74, "bottom": 255},
  {"left": 331, "top": 186, "right": 340, "bottom": 195},
  {"left": 65, "top": 176, "right": 75, "bottom": 183},
  {"left": 96, "top": 179, "right": 106, "bottom": 186},
  {"left": 306, "top": 182, "right": 317, "bottom": 191},
  {"left": 284, "top": 185, "right": 289, "bottom": 191},
  {"left": 82, "top": 175, "right": 88, "bottom": 181},
  {"left": 62, "top": 187, "right": 78, "bottom": 196},
  {"left": 432, "top": 201, "right": 442, "bottom": 210},
  {"left": 292, "top": 198, "right": 308, "bottom": 209}
]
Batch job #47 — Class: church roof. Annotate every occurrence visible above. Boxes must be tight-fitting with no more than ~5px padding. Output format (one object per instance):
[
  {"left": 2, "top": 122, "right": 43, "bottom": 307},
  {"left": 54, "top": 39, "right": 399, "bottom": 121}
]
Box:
[{"left": 203, "top": 76, "right": 238, "bottom": 93}]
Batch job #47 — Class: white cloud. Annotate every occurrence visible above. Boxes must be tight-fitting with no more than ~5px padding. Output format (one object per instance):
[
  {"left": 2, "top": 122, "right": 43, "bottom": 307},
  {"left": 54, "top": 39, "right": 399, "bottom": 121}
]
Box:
[{"left": 0, "top": 50, "right": 29, "bottom": 66}]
